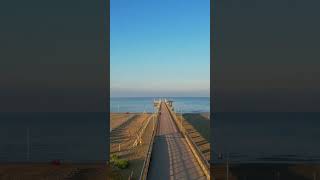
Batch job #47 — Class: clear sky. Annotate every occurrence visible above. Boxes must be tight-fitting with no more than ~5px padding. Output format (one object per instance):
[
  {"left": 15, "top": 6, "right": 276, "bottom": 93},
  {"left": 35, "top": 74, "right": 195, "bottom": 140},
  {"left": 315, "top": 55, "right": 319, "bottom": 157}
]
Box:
[{"left": 110, "top": 0, "right": 210, "bottom": 97}]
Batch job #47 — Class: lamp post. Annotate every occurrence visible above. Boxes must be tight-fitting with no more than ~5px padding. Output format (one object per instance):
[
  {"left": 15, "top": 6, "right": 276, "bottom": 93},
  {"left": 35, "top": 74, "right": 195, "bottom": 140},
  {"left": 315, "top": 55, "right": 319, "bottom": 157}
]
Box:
[
  {"left": 180, "top": 107, "right": 183, "bottom": 133},
  {"left": 153, "top": 106, "right": 155, "bottom": 130}
]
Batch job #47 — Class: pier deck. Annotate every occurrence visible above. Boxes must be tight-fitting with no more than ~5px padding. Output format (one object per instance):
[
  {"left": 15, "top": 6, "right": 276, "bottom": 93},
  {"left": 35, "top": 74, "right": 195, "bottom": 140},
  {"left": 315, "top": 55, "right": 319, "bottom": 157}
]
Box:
[{"left": 147, "top": 102, "right": 206, "bottom": 180}]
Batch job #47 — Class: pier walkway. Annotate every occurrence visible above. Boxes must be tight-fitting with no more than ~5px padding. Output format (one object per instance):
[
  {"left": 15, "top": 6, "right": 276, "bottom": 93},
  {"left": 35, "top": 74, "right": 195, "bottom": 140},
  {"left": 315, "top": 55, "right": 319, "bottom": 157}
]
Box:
[{"left": 147, "top": 102, "right": 207, "bottom": 180}]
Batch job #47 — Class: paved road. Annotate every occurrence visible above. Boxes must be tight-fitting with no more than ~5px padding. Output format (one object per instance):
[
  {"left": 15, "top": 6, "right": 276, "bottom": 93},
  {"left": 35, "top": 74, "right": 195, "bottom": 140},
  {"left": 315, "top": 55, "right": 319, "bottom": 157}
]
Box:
[{"left": 147, "top": 102, "right": 206, "bottom": 180}]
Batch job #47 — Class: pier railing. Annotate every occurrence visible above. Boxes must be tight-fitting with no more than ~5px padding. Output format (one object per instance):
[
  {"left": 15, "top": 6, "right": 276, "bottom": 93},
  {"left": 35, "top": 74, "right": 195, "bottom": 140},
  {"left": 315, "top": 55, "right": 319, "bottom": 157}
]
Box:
[
  {"left": 164, "top": 102, "right": 211, "bottom": 180},
  {"left": 138, "top": 106, "right": 160, "bottom": 180},
  {"left": 133, "top": 114, "right": 153, "bottom": 147}
]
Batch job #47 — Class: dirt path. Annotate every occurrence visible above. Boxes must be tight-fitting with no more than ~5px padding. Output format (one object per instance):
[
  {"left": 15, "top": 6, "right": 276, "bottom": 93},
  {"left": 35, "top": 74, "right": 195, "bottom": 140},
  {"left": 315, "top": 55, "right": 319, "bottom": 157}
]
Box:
[{"left": 147, "top": 103, "right": 206, "bottom": 180}]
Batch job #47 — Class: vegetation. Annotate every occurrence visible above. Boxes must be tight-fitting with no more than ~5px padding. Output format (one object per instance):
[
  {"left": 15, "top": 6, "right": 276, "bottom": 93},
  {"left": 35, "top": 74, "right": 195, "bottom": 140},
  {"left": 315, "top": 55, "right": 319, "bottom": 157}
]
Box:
[{"left": 110, "top": 154, "right": 129, "bottom": 169}]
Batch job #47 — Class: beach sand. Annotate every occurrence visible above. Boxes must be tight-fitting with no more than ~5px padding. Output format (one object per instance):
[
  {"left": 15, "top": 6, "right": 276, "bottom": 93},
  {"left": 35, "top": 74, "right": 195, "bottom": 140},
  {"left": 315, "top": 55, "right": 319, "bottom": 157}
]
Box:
[
  {"left": 180, "top": 113, "right": 211, "bottom": 162},
  {"left": 110, "top": 113, "right": 155, "bottom": 179},
  {"left": 0, "top": 163, "right": 119, "bottom": 180},
  {"left": 110, "top": 113, "right": 136, "bottom": 130},
  {"left": 183, "top": 113, "right": 210, "bottom": 141},
  {"left": 211, "top": 163, "right": 320, "bottom": 180}
]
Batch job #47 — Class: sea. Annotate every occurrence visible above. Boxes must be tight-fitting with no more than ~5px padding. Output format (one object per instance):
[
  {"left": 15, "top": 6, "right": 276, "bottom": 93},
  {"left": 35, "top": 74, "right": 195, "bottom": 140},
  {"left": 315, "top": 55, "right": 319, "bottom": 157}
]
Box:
[{"left": 110, "top": 97, "right": 210, "bottom": 113}]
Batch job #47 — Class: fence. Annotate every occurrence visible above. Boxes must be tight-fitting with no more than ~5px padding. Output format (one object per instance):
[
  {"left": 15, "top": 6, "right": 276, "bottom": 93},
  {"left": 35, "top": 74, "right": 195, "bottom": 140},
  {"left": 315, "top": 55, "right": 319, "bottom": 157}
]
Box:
[
  {"left": 138, "top": 106, "right": 160, "bottom": 180},
  {"left": 164, "top": 102, "right": 211, "bottom": 180},
  {"left": 133, "top": 114, "right": 154, "bottom": 147}
]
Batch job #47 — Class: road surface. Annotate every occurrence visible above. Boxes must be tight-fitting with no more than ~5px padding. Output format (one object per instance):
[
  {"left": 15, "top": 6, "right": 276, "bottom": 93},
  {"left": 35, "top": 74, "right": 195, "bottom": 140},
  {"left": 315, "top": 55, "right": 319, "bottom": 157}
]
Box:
[{"left": 147, "top": 102, "right": 206, "bottom": 180}]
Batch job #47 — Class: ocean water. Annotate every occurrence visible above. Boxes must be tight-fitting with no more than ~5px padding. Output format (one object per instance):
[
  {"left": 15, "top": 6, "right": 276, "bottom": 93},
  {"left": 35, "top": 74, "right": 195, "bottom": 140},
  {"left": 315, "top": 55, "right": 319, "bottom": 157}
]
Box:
[
  {"left": 110, "top": 97, "right": 210, "bottom": 113},
  {"left": 0, "top": 112, "right": 108, "bottom": 163},
  {"left": 212, "top": 112, "right": 320, "bottom": 164}
]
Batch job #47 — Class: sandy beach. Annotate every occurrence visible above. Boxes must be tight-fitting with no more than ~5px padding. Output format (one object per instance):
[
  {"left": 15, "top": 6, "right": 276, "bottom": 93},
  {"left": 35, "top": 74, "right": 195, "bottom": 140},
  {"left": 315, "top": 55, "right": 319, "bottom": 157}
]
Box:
[
  {"left": 110, "top": 112, "right": 155, "bottom": 179},
  {"left": 211, "top": 163, "right": 320, "bottom": 180},
  {"left": 0, "top": 163, "right": 118, "bottom": 180},
  {"left": 180, "top": 113, "right": 211, "bottom": 162},
  {"left": 110, "top": 113, "right": 136, "bottom": 131}
]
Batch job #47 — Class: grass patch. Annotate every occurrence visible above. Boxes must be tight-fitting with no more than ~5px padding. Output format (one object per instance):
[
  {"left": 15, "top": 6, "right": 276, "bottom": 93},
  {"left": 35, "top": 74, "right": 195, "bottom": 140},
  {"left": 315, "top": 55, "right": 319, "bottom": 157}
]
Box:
[{"left": 110, "top": 154, "right": 129, "bottom": 169}]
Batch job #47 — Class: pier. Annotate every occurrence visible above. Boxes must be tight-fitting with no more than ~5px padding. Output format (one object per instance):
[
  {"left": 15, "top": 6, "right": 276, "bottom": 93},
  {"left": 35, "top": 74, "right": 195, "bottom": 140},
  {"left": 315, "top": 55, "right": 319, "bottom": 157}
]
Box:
[{"left": 140, "top": 99, "right": 210, "bottom": 180}]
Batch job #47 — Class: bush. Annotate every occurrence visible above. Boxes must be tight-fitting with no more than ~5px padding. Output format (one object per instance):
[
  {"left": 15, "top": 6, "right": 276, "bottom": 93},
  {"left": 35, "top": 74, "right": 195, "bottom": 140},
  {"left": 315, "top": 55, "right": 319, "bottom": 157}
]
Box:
[
  {"left": 110, "top": 154, "right": 118, "bottom": 162},
  {"left": 116, "top": 159, "right": 129, "bottom": 169},
  {"left": 110, "top": 154, "right": 129, "bottom": 169}
]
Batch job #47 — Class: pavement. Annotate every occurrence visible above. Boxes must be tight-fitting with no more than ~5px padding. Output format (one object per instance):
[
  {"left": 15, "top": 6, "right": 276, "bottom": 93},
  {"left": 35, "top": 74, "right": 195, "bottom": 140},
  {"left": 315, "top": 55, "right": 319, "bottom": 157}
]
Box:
[{"left": 147, "top": 102, "right": 206, "bottom": 180}]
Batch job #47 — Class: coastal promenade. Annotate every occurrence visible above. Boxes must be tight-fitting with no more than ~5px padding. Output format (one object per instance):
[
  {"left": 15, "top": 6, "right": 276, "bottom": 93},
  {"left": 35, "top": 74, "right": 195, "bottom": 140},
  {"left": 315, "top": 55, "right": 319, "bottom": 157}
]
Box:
[{"left": 147, "top": 102, "right": 207, "bottom": 180}]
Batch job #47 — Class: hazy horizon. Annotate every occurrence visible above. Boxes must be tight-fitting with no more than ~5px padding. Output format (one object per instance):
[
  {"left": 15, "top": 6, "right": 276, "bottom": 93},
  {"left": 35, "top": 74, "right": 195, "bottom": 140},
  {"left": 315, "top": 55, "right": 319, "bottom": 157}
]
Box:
[{"left": 110, "top": 0, "right": 210, "bottom": 97}]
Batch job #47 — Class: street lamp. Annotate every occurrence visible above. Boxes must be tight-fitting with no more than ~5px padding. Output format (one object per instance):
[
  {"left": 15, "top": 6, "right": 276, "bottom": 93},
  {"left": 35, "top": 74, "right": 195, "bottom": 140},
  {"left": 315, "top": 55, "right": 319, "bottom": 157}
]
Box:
[
  {"left": 153, "top": 106, "right": 155, "bottom": 130},
  {"left": 180, "top": 107, "right": 183, "bottom": 132}
]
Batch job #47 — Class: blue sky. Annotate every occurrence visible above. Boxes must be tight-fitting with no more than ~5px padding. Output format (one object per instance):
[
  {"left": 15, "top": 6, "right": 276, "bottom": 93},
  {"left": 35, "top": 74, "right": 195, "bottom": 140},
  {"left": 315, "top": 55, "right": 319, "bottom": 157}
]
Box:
[{"left": 111, "top": 0, "right": 210, "bottom": 97}]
